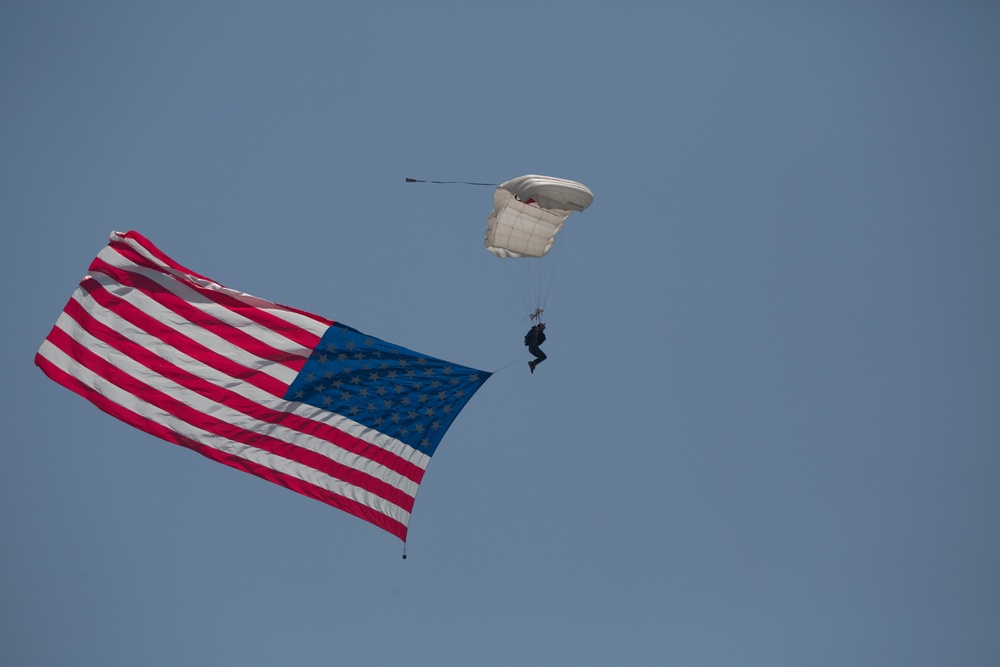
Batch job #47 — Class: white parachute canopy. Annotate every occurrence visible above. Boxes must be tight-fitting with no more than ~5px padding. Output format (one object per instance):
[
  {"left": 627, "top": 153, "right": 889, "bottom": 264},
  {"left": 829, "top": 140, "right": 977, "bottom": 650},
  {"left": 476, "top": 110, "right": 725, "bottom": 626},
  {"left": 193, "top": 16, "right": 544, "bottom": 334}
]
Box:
[
  {"left": 484, "top": 175, "right": 594, "bottom": 259},
  {"left": 483, "top": 175, "right": 594, "bottom": 319}
]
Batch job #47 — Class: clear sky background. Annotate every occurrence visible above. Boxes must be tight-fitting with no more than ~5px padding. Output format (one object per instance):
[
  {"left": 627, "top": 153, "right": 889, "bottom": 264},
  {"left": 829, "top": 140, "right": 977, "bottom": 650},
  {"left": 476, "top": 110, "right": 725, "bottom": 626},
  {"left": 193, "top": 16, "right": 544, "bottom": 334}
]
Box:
[{"left": 3, "top": 2, "right": 999, "bottom": 665}]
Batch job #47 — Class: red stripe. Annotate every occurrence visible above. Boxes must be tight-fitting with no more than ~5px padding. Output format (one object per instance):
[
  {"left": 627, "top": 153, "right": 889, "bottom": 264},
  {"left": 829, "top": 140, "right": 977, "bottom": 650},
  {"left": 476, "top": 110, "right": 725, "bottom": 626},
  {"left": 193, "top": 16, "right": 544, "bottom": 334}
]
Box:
[
  {"left": 33, "top": 350, "right": 408, "bottom": 541},
  {"left": 44, "top": 325, "right": 416, "bottom": 516},
  {"left": 60, "top": 297, "right": 425, "bottom": 492},
  {"left": 77, "top": 278, "right": 291, "bottom": 398},
  {"left": 115, "top": 231, "right": 335, "bottom": 327},
  {"left": 72, "top": 282, "right": 426, "bottom": 484},
  {"left": 114, "top": 231, "right": 215, "bottom": 282},
  {"left": 89, "top": 258, "right": 309, "bottom": 371},
  {"left": 108, "top": 240, "right": 325, "bottom": 350}
]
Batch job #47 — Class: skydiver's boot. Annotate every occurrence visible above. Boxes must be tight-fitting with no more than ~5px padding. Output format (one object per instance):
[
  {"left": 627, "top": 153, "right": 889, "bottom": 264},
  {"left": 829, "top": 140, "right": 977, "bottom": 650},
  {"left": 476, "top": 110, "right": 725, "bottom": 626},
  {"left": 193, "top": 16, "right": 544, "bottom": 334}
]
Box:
[{"left": 529, "top": 361, "right": 535, "bottom": 374}]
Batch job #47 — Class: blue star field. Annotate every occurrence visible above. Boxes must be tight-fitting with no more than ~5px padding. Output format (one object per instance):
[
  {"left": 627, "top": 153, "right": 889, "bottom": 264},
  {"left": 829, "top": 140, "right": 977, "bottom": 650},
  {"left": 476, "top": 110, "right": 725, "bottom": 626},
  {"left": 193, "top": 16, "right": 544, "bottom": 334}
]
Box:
[{"left": 285, "top": 323, "right": 491, "bottom": 456}]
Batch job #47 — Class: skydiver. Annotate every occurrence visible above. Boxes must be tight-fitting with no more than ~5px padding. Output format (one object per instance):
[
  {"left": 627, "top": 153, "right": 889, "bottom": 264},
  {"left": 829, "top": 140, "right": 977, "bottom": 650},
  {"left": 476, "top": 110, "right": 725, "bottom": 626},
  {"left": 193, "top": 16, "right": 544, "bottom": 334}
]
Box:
[{"left": 525, "top": 322, "right": 547, "bottom": 374}]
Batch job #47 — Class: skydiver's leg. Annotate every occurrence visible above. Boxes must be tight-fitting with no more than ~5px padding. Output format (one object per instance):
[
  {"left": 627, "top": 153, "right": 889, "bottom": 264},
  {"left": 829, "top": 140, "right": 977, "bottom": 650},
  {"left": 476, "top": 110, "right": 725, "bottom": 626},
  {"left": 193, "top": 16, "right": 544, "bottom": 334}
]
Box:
[{"left": 528, "top": 345, "right": 546, "bottom": 366}]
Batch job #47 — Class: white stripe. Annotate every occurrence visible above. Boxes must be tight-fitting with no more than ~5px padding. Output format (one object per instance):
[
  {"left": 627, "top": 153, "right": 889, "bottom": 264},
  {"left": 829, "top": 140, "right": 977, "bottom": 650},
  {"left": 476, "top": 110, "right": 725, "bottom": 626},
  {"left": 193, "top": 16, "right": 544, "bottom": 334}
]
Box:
[
  {"left": 38, "top": 338, "right": 412, "bottom": 528},
  {"left": 81, "top": 274, "right": 300, "bottom": 386},
  {"left": 71, "top": 284, "right": 431, "bottom": 470},
  {"left": 52, "top": 305, "right": 423, "bottom": 498},
  {"left": 97, "top": 249, "right": 318, "bottom": 359},
  {"left": 108, "top": 234, "right": 331, "bottom": 337}
]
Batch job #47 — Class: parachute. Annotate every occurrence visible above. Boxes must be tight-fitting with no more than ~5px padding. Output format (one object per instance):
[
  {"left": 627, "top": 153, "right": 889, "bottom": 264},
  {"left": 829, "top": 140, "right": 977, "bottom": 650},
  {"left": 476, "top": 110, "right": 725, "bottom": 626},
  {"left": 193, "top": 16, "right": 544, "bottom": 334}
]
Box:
[
  {"left": 484, "top": 175, "right": 594, "bottom": 319},
  {"left": 485, "top": 175, "right": 594, "bottom": 258}
]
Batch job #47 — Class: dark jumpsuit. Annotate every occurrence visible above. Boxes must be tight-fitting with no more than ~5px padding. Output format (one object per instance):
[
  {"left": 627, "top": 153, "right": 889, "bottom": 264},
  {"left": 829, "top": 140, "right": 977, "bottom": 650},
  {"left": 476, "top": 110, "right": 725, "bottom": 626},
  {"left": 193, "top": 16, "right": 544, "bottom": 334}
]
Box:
[{"left": 526, "top": 325, "right": 547, "bottom": 370}]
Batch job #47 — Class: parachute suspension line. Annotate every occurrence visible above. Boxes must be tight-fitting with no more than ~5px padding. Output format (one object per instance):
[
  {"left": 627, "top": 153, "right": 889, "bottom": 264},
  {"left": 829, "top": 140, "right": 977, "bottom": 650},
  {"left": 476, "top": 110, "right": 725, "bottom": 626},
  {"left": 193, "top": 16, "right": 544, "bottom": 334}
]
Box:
[
  {"left": 530, "top": 216, "right": 577, "bottom": 322},
  {"left": 535, "top": 250, "right": 554, "bottom": 318},
  {"left": 535, "top": 255, "right": 550, "bottom": 314},
  {"left": 502, "top": 260, "right": 536, "bottom": 323},
  {"left": 539, "top": 224, "right": 570, "bottom": 315},
  {"left": 405, "top": 178, "right": 498, "bottom": 187},
  {"left": 500, "top": 247, "right": 566, "bottom": 323}
]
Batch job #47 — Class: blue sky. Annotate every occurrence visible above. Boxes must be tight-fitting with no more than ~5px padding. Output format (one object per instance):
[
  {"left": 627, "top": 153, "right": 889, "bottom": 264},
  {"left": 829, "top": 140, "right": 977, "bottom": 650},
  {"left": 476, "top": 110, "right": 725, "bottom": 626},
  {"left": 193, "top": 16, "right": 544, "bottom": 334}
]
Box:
[{"left": 3, "top": 2, "right": 999, "bottom": 665}]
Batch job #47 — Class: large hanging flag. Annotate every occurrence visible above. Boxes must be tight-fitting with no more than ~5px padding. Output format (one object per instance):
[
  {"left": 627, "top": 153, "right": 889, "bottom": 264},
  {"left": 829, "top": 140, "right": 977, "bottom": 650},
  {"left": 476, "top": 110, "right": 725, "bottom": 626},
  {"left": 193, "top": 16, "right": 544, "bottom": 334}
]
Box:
[{"left": 35, "top": 231, "right": 491, "bottom": 542}]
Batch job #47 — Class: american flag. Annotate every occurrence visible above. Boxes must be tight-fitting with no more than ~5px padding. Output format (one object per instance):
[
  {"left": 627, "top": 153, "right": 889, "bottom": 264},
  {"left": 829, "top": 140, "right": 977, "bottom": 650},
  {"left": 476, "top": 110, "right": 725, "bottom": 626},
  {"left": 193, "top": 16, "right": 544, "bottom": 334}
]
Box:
[{"left": 35, "top": 231, "right": 491, "bottom": 542}]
